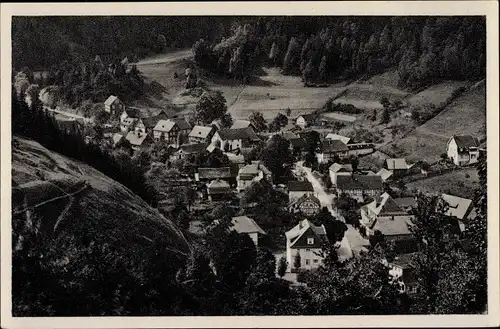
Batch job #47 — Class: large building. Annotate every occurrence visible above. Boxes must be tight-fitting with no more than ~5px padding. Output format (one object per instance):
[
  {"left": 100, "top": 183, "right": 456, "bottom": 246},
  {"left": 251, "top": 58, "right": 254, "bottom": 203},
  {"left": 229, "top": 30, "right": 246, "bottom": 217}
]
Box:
[
  {"left": 446, "top": 135, "right": 480, "bottom": 166},
  {"left": 231, "top": 216, "right": 266, "bottom": 247},
  {"left": 336, "top": 175, "right": 383, "bottom": 202}
]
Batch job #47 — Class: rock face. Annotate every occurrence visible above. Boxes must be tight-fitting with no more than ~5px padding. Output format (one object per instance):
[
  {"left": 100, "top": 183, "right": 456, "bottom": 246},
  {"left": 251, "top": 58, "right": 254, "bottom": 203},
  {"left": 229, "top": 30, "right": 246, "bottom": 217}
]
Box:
[{"left": 11, "top": 137, "right": 191, "bottom": 316}]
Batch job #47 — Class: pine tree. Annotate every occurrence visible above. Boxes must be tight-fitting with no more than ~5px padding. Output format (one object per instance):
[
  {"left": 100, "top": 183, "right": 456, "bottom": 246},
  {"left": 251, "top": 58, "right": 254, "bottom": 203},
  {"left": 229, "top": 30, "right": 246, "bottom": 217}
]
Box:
[{"left": 319, "top": 55, "right": 328, "bottom": 82}]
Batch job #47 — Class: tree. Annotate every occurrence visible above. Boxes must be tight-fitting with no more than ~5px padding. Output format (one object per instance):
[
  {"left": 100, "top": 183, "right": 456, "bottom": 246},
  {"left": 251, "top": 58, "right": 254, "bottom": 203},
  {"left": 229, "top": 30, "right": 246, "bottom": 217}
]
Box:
[
  {"left": 350, "top": 156, "right": 359, "bottom": 172},
  {"left": 158, "top": 34, "right": 167, "bottom": 52},
  {"left": 282, "top": 37, "right": 301, "bottom": 74},
  {"left": 371, "top": 109, "right": 377, "bottom": 121},
  {"left": 369, "top": 230, "right": 385, "bottom": 248},
  {"left": 293, "top": 252, "right": 301, "bottom": 270},
  {"left": 319, "top": 55, "right": 328, "bottom": 82},
  {"left": 268, "top": 113, "right": 288, "bottom": 132},
  {"left": 302, "top": 57, "right": 316, "bottom": 83},
  {"left": 259, "top": 135, "right": 292, "bottom": 183},
  {"left": 269, "top": 41, "right": 280, "bottom": 66},
  {"left": 380, "top": 107, "right": 390, "bottom": 124},
  {"left": 249, "top": 111, "right": 267, "bottom": 132},
  {"left": 277, "top": 257, "right": 288, "bottom": 278},
  {"left": 220, "top": 112, "right": 233, "bottom": 129},
  {"left": 195, "top": 90, "right": 228, "bottom": 125},
  {"left": 380, "top": 96, "right": 391, "bottom": 109}
]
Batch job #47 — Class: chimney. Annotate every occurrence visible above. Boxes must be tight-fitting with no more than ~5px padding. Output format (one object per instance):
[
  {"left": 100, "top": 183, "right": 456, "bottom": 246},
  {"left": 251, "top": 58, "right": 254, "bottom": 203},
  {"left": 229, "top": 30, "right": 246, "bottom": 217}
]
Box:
[{"left": 299, "top": 220, "right": 303, "bottom": 229}]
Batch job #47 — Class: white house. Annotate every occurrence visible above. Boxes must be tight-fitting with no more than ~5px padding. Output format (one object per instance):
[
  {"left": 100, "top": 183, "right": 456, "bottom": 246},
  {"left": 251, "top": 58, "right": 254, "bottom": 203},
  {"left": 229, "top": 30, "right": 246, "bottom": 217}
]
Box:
[
  {"left": 316, "top": 140, "right": 349, "bottom": 163},
  {"left": 285, "top": 219, "right": 329, "bottom": 272},
  {"left": 329, "top": 163, "right": 353, "bottom": 186},
  {"left": 231, "top": 216, "right": 266, "bottom": 247},
  {"left": 188, "top": 125, "right": 216, "bottom": 144},
  {"left": 325, "top": 133, "right": 350, "bottom": 145},
  {"left": 211, "top": 127, "right": 260, "bottom": 151},
  {"left": 441, "top": 193, "right": 475, "bottom": 233},
  {"left": 336, "top": 174, "right": 384, "bottom": 202},
  {"left": 446, "top": 135, "right": 480, "bottom": 166},
  {"left": 104, "top": 95, "right": 125, "bottom": 115},
  {"left": 236, "top": 160, "right": 272, "bottom": 192},
  {"left": 296, "top": 114, "right": 317, "bottom": 129},
  {"left": 153, "top": 119, "right": 180, "bottom": 145}
]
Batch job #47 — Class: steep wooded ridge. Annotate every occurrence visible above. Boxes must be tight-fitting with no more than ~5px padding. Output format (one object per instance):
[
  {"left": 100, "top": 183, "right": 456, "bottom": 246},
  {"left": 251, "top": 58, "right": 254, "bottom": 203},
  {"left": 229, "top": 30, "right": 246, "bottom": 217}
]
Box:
[{"left": 12, "top": 136, "right": 192, "bottom": 316}]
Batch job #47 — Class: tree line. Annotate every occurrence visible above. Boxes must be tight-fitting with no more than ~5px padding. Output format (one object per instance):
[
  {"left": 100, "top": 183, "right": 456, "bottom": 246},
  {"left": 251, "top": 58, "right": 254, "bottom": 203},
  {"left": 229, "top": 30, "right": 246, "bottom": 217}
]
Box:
[{"left": 192, "top": 16, "right": 485, "bottom": 89}]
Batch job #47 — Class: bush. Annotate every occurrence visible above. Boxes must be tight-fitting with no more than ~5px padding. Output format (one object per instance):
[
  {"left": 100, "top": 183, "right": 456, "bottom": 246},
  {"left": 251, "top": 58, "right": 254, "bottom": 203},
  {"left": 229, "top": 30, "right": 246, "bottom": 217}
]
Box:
[{"left": 296, "top": 269, "right": 308, "bottom": 283}]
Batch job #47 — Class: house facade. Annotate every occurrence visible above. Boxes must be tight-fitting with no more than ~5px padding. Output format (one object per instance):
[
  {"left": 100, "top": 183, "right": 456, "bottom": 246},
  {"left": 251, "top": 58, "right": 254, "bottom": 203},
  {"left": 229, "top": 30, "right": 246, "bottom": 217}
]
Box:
[
  {"left": 336, "top": 175, "right": 383, "bottom": 202},
  {"left": 211, "top": 127, "right": 260, "bottom": 151},
  {"left": 347, "top": 143, "right": 375, "bottom": 156},
  {"left": 316, "top": 140, "right": 349, "bottom": 163},
  {"left": 236, "top": 161, "right": 272, "bottom": 192},
  {"left": 285, "top": 219, "right": 329, "bottom": 272},
  {"left": 289, "top": 194, "right": 321, "bottom": 216},
  {"left": 104, "top": 95, "right": 125, "bottom": 115},
  {"left": 206, "top": 179, "right": 233, "bottom": 202},
  {"left": 296, "top": 114, "right": 317, "bottom": 129},
  {"left": 446, "top": 135, "right": 480, "bottom": 166},
  {"left": 153, "top": 119, "right": 180, "bottom": 145},
  {"left": 189, "top": 125, "right": 216, "bottom": 144},
  {"left": 329, "top": 163, "right": 353, "bottom": 186},
  {"left": 385, "top": 158, "right": 409, "bottom": 178},
  {"left": 124, "top": 131, "right": 153, "bottom": 152}
]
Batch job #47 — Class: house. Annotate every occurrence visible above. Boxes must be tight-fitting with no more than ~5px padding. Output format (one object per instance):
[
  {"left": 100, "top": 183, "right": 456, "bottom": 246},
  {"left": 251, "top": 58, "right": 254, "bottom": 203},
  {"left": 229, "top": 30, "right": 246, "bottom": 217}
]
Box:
[
  {"left": 388, "top": 253, "right": 420, "bottom": 294},
  {"left": 325, "top": 133, "right": 350, "bottom": 145},
  {"left": 289, "top": 194, "right": 322, "bottom": 216},
  {"left": 288, "top": 180, "right": 315, "bottom": 203},
  {"left": 361, "top": 192, "right": 412, "bottom": 230},
  {"left": 211, "top": 127, "right": 260, "bottom": 151},
  {"left": 195, "top": 167, "right": 233, "bottom": 184},
  {"left": 441, "top": 193, "right": 475, "bottom": 233},
  {"left": 316, "top": 140, "right": 349, "bottom": 163},
  {"left": 347, "top": 143, "right": 375, "bottom": 156},
  {"left": 336, "top": 175, "right": 384, "bottom": 202},
  {"left": 142, "top": 110, "right": 172, "bottom": 134},
  {"left": 119, "top": 107, "right": 140, "bottom": 123},
  {"left": 296, "top": 113, "right": 317, "bottom": 129},
  {"left": 377, "top": 168, "right": 393, "bottom": 182},
  {"left": 170, "top": 143, "right": 208, "bottom": 162},
  {"left": 236, "top": 160, "right": 272, "bottom": 192},
  {"left": 447, "top": 135, "right": 480, "bottom": 166},
  {"left": 329, "top": 163, "right": 353, "bottom": 186},
  {"left": 120, "top": 117, "right": 138, "bottom": 133},
  {"left": 206, "top": 179, "right": 233, "bottom": 202},
  {"left": 285, "top": 219, "right": 329, "bottom": 272},
  {"left": 104, "top": 95, "right": 125, "bottom": 115},
  {"left": 231, "top": 216, "right": 266, "bottom": 247},
  {"left": 231, "top": 119, "right": 256, "bottom": 130},
  {"left": 281, "top": 131, "right": 307, "bottom": 156},
  {"left": 153, "top": 119, "right": 180, "bottom": 145},
  {"left": 189, "top": 125, "right": 216, "bottom": 144},
  {"left": 172, "top": 117, "right": 192, "bottom": 137},
  {"left": 124, "top": 131, "right": 153, "bottom": 151},
  {"left": 133, "top": 118, "right": 147, "bottom": 135},
  {"left": 385, "top": 158, "right": 410, "bottom": 177}
]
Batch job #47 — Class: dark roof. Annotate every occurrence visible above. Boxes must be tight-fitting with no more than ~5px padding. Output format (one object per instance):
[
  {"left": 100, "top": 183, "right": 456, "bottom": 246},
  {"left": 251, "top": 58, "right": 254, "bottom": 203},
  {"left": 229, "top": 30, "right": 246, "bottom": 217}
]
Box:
[
  {"left": 124, "top": 107, "right": 140, "bottom": 118},
  {"left": 453, "top": 135, "right": 480, "bottom": 149},
  {"left": 394, "top": 197, "right": 418, "bottom": 209},
  {"left": 172, "top": 118, "right": 191, "bottom": 130},
  {"left": 217, "top": 127, "right": 259, "bottom": 141},
  {"left": 297, "top": 113, "right": 317, "bottom": 122},
  {"left": 198, "top": 167, "right": 232, "bottom": 180},
  {"left": 337, "top": 175, "right": 383, "bottom": 191},
  {"left": 347, "top": 143, "right": 374, "bottom": 150},
  {"left": 390, "top": 252, "right": 420, "bottom": 269},
  {"left": 179, "top": 143, "right": 208, "bottom": 154},
  {"left": 321, "top": 140, "right": 349, "bottom": 153},
  {"left": 288, "top": 180, "right": 314, "bottom": 192},
  {"left": 295, "top": 193, "right": 321, "bottom": 207}
]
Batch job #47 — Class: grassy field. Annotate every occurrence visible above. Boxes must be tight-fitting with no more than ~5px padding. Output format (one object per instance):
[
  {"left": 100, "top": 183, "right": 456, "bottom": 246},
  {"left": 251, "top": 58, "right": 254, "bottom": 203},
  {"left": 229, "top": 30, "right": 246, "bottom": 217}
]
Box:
[
  {"left": 405, "top": 80, "right": 470, "bottom": 108},
  {"left": 406, "top": 168, "right": 479, "bottom": 199},
  {"left": 380, "top": 80, "right": 485, "bottom": 163}
]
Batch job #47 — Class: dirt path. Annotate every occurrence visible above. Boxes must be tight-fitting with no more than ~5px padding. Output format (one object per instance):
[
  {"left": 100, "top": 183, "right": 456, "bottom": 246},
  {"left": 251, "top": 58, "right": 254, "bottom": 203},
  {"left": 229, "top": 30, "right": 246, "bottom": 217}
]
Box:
[{"left": 136, "top": 49, "right": 192, "bottom": 66}]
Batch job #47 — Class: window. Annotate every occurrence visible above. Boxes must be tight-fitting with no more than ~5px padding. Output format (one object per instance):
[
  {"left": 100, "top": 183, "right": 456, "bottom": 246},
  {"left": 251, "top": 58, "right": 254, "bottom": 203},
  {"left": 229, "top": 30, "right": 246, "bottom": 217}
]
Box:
[
  {"left": 307, "top": 238, "right": 314, "bottom": 245},
  {"left": 305, "top": 259, "right": 310, "bottom": 265},
  {"left": 313, "top": 259, "right": 319, "bottom": 264}
]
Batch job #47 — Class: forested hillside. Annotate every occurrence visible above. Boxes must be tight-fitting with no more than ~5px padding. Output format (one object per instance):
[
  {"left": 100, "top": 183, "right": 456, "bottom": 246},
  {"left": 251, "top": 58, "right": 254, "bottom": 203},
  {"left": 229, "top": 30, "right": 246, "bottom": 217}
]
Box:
[
  {"left": 192, "top": 16, "right": 486, "bottom": 89},
  {"left": 12, "top": 16, "right": 234, "bottom": 69}
]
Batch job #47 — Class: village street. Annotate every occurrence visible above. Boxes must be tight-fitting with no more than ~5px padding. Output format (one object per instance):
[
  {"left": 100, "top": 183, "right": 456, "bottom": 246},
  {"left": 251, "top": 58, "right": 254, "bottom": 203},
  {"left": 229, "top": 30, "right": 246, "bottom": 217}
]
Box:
[{"left": 294, "top": 162, "right": 353, "bottom": 261}]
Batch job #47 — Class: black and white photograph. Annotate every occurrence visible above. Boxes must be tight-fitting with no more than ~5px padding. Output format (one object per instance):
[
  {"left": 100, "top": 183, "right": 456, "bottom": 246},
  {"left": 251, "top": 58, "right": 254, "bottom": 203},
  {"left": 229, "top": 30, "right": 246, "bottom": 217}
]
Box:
[{"left": 1, "top": 1, "right": 498, "bottom": 328}]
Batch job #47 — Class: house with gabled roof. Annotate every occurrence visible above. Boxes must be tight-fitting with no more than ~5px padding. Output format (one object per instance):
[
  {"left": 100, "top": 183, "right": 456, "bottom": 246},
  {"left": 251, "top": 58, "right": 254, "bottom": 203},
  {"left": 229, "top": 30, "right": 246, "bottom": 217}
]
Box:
[
  {"left": 236, "top": 160, "right": 272, "bottom": 192},
  {"left": 231, "top": 119, "right": 256, "bottom": 130},
  {"left": 285, "top": 219, "right": 329, "bottom": 271},
  {"left": 211, "top": 127, "right": 261, "bottom": 151},
  {"left": 289, "top": 194, "right": 321, "bottom": 216},
  {"left": 325, "top": 133, "right": 350, "bottom": 145},
  {"left": 384, "top": 158, "right": 410, "bottom": 177},
  {"left": 296, "top": 113, "right": 317, "bottom": 129},
  {"left": 329, "top": 163, "right": 353, "bottom": 185},
  {"left": 447, "top": 135, "right": 480, "bottom": 166},
  {"left": 169, "top": 143, "right": 208, "bottom": 162},
  {"left": 377, "top": 168, "right": 394, "bottom": 182},
  {"left": 316, "top": 140, "right": 349, "bottom": 163},
  {"left": 189, "top": 125, "right": 216, "bottom": 144},
  {"left": 119, "top": 107, "right": 141, "bottom": 123},
  {"left": 153, "top": 119, "right": 180, "bottom": 145},
  {"left": 336, "top": 174, "right": 383, "bottom": 202},
  {"left": 120, "top": 117, "right": 138, "bottom": 133},
  {"left": 195, "top": 167, "right": 233, "bottom": 184},
  {"left": 206, "top": 179, "right": 233, "bottom": 202},
  {"left": 231, "top": 216, "right": 266, "bottom": 247},
  {"left": 171, "top": 117, "right": 192, "bottom": 136},
  {"left": 441, "top": 193, "right": 475, "bottom": 233},
  {"left": 125, "top": 131, "right": 153, "bottom": 151},
  {"left": 104, "top": 95, "right": 124, "bottom": 115}
]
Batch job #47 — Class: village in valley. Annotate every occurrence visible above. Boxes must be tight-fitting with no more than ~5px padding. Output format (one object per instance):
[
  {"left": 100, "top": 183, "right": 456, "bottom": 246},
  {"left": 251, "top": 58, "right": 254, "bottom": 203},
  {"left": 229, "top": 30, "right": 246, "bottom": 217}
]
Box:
[{"left": 10, "top": 15, "right": 488, "bottom": 316}]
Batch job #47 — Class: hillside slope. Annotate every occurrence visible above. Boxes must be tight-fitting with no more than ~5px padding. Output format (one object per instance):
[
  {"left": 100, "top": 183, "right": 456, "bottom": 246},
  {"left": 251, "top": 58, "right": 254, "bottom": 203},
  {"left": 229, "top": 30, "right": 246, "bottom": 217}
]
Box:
[
  {"left": 11, "top": 136, "right": 191, "bottom": 316},
  {"left": 380, "top": 80, "right": 486, "bottom": 163}
]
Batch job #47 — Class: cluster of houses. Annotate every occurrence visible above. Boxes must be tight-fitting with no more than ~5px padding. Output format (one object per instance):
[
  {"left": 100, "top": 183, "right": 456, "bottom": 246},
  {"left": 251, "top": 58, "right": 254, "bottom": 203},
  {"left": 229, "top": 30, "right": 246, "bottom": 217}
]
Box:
[{"left": 99, "top": 96, "right": 484, "bottom": 293}]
